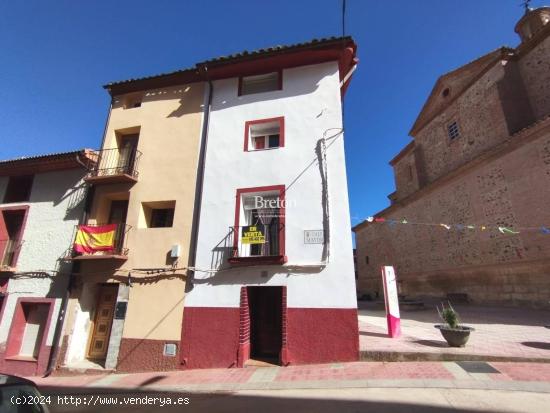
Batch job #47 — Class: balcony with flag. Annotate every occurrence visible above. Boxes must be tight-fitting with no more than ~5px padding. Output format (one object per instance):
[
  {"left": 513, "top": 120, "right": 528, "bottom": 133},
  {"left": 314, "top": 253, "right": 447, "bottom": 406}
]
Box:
[{"left": 66, "top": 223, "right": 131, "bottom": 261}]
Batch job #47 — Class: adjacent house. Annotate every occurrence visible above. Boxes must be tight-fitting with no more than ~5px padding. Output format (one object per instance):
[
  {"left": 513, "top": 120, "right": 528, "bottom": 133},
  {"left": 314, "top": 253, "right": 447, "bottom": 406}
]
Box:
[
  {"left": 58, "top": 78, "right": 206, "bottom": 372},
  {"left": 0, "top": 150, "right": 92, "bottom": 376},
  {"left": 354, "top": 7, "right": 550, "bottom": 307}
]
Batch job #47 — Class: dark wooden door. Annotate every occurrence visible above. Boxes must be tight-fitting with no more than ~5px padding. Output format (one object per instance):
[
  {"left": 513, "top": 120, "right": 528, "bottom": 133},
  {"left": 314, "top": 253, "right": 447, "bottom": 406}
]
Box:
[
  {"left": 248, "top": 287, "right": 282, "bottom": 360},
  {"left": 88, "top": 284, "right": 117, "bottom": 360}
]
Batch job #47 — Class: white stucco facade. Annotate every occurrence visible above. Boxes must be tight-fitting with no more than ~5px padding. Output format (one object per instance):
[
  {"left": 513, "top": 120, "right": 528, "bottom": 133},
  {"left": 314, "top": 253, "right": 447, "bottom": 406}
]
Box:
[
  {"left": 0, "top": 168, "right": 86, "bottom": 349},
  {"left": 188, "top": 61, "right": 357, "bottom": 309}
]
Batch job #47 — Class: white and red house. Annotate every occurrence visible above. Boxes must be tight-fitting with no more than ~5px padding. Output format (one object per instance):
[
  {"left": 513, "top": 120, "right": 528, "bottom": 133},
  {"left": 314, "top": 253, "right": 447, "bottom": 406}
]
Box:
[
  {"left": 0, "top": 151, "right": 92, "bottom": 376},
  {"left": 181, "top": 37, "right": 359, "bottom": 368}
]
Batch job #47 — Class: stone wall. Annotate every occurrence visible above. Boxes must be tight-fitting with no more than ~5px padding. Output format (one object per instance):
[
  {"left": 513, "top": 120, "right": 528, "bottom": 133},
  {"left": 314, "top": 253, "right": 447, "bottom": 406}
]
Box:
[
  {"left": 520, "top": 35, "right": 550, "bottom": 120},
  {"left": 356, "top": 125, "right": 550, "bottom": 307}
]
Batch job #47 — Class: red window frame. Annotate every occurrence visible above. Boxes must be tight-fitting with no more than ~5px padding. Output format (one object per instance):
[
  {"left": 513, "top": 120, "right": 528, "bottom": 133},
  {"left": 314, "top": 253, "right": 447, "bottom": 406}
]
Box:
[
  {"left": 237, "top": 70, "right": 283, "bottom": 97},
  {"left": 231, "top": 185, "right": 287, "bottom": 265},
  {"left": 0, "top": 205, "right": 29, "bottom": 269},
  {"left": 4, "top": 297, "right": 55, "bottom": 361},
  {"left": 244, "top": 117, "right": 285, "bottom": 152}
]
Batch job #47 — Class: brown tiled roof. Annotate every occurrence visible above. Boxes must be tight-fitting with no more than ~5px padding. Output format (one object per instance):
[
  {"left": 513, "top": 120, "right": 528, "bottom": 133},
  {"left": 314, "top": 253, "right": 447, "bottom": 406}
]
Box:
[
  {"left": 0, "top": 149, "right": 95, "bottom": 176},
  {"left": 103, "top": 36, "right": 355, "bottom": 94}
]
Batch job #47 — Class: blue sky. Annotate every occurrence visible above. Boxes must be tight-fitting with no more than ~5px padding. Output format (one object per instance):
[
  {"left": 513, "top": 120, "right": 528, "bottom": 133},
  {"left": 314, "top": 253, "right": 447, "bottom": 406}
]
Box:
[{"left": 0, "top": 0, "right": 536, "bottom": 225}]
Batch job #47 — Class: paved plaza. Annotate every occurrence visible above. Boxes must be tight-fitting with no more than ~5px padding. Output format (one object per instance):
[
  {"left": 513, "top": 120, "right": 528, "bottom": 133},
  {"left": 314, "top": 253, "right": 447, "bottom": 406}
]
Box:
[{"left": 359, "top": 302, "right": 550, "bottom": 362}]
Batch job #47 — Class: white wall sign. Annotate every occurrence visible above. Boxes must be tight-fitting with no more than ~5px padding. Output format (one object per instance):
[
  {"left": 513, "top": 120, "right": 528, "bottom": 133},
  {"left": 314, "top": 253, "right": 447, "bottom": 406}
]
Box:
[{"left": 304, "top": 230, "right": 324, "bottom": 244}]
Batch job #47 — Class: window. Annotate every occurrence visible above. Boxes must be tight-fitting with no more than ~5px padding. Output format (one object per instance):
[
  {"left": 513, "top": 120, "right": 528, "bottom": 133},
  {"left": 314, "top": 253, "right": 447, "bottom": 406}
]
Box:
[
  {"left": 123, "top": 94, "right": 142, "bottom": 109},
  {"left": 447, "top": 121, "right": 460, "bottom": 140},
  {"left": 150, "top": 208, "right": 174, "bottom": 228},
  {"left": 407, "top": 165, "right": 414, "bottom": 182},
  {"left": 230, "top": 185, "right": 286, "bottom": 264},
  {"left": 245, "top": 117, "right": 284, "bottom": 151},
  {"left": 139, "top": 201, "right": 175, "bottom": 228},
  {"left": 4, "top": 299, "right": 53, "bottom": 361},
  {"left": 19, "top": 304, "right": 49, "bottom": 359},
  {"left": 1, "top": 208, "right": 27, "bottom": 268},
  {"left": 365, "top": 256, "right": 369, "bottom": 265},
  {"left": 239, "top": 71, "right": 281, "bottom": 96},
  {"left": 3, "top": 175, "right": 34, "bottom": 203}
]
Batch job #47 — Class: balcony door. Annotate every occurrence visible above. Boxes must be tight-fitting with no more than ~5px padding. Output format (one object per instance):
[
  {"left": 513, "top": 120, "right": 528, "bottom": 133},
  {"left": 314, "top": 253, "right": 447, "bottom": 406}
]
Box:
[
  {"left": 117, "top": 135, "right": 138, "bottom": 175},
  {"left": 0, "top": 209, "right": 26, "bottom": 268},
  {"left": 108, "top": 201, "right": 128, "bottom": 253}
]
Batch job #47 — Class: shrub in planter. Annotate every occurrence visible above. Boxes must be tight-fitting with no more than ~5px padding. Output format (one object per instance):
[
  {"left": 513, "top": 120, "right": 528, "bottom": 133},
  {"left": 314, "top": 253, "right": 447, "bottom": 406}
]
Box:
[{"left": 434, "top": 301, "right": 474, "bottom": 347}]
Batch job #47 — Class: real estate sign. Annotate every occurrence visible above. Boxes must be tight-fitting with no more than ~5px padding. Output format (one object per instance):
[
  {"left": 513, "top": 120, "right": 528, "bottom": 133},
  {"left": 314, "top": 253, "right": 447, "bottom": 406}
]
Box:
[
  {"left": 381, "top": 265, "right": 401, "bottom": 338},
  {"left": 241, "top": 226, "right": 265, "bottom": 244}
]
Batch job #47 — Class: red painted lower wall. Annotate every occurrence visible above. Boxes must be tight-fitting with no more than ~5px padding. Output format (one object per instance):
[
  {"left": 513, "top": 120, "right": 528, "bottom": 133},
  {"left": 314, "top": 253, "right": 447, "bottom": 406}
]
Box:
[
  {"left": 180, "top": 307, "right": 240, "bottom": 369},
  {"left": 0, "top": 345, "right": 52, "bottom": 377},
  {"left": 116, "top": 338, "right": 180, "bottom": 372},
  {"left": 180, "top": 306, "right": 358, "bottom": 369},
  {"left": 286, "top": 308, "right": 359, "bottom": 364}
]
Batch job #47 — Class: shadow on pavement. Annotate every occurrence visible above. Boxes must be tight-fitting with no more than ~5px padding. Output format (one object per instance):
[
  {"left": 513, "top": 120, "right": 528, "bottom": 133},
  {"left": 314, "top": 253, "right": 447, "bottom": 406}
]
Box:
[
  {"left": 521, "top": 341, "right": 550, "bottom": 350},
  {"left": 412, "top": 339, "right": 449, "bottom": 348},
  {"left": 38, "top": 385, "right": 490, "bottom": 413}
]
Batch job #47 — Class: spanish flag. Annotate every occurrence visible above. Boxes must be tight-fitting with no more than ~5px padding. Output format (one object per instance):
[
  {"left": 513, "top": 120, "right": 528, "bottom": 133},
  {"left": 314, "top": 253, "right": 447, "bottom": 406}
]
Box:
[{"left": 74, "top": 224, "right": 117, "bottom": 254}]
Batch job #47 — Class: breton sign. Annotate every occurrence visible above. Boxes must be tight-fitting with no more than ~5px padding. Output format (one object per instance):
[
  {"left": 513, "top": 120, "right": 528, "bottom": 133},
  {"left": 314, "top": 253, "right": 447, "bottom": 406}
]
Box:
[
  {"left": 304, "top": 230, "right": 324, "bottom": 244},
  {"left": 241, "top": 225, "right": 265, "bottom": 244},
  {"left": 381, "top": 265, "right": 401, "bottom": 338}
]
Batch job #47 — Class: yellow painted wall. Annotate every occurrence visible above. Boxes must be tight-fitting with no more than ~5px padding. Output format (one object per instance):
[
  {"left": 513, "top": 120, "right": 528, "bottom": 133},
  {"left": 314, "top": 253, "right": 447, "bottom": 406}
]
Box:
[{"left": 86, "top": 82, "right": 205, "bottom": 341}]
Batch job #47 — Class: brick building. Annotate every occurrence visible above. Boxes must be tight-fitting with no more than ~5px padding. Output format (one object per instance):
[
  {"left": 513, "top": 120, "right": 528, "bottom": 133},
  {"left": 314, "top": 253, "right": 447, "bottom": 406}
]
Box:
[{"left": 353, "top": 7, "right": 550, "bottom": 307}]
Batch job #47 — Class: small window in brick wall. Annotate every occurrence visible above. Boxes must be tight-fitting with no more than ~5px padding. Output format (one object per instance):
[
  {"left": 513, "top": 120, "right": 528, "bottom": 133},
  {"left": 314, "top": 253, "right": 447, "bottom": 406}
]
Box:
[
  {"left": 365, "top": 256, "right": 369, "bottom": 265},
  {"left": 447, "top": 121, "right": 460, "bottom": 140}
]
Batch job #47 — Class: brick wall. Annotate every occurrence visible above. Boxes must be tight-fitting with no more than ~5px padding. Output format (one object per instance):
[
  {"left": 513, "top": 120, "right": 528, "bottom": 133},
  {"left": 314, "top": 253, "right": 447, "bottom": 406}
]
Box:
[{"left": 356, "top": 124, "right": 550, "bottom": 307}]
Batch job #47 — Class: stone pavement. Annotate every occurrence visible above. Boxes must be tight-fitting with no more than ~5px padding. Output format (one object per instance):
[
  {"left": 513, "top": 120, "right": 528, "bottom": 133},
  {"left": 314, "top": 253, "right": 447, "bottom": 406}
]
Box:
[
  {"left": 359, "top": 302, "right": 550, "bottom": 362},
  {"left": 29, "top": 361, "right": 550, "bottom": 394}
]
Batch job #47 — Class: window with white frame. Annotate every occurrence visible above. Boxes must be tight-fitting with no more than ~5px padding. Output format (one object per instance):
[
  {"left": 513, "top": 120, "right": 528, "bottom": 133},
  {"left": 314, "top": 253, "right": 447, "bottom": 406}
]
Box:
[
  {"left": 246, "top": 118, "right": 283, "bottom": 151},
  {"left": 239, "top": 192, "right": 282, "bottom": 257}
]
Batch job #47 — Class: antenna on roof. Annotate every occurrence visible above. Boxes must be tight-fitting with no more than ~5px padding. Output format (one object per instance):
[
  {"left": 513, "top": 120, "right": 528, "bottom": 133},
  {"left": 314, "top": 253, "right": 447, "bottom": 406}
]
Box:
[{"left": 342, "top": 0, "right": 346, "bottom": 37}]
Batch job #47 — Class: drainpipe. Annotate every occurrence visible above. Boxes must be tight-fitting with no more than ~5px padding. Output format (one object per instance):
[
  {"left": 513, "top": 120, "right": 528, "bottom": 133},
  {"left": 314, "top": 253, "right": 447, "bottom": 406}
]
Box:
[
  {"left": 186, "top": 67, "right": 213, "bottom": 290},
  {"left": 43, "top": 99, "right": 113, "bottom": 377}
]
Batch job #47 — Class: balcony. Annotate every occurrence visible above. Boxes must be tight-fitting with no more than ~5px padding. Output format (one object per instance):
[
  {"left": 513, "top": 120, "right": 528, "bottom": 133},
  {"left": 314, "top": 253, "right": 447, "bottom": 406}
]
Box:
[
  {"left": 228, "top": 223, "right": 286, "bottom": 265},
  {"left": 66, "top": 223, "right": 131, "bottom": 261},
  {"left": 1, "top": 239, "right": 22, "bottom": 272},
  {"left": 83, "top": 148, "right": 142, "bottom": 185}
]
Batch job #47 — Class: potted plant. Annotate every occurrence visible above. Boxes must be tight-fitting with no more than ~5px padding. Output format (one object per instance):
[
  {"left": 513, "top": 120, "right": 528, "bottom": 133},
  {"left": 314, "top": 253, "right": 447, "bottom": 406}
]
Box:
[{"left": 434, "top": 301, "right": 474, "bottom": 347}]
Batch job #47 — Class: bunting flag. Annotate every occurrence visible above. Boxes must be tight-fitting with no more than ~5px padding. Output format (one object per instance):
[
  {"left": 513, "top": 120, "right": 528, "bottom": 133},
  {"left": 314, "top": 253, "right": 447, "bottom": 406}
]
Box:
[
  {"left": 361, "top": 216, "right": 549, "bottom": 236},
  {"left": 74, "top": 224, "right": 117, "bottom": 254},
  {"left": 498, "top": 227, "right": 520, "bottom": 235}
]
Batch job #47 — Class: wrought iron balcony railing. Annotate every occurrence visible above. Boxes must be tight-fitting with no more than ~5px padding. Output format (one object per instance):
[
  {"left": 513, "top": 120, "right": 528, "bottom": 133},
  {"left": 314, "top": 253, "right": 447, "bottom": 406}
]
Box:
[
  {"left": 68, "top": 223, "right": 131, "bottom": 261},
  {"left": 0, "top": 239, "right": 23, "bottom": 270},
  {"left": 228, "top": 223, "right": 286, "bottom": 264},
  {"left": 84, "top": 147, "right": 142, "bottom": 184}
]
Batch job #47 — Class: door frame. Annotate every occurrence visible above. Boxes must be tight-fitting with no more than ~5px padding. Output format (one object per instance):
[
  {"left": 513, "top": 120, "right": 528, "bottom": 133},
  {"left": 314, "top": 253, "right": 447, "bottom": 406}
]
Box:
[{"left": 237, "top": 286, "right": 288, "bottom": 367}]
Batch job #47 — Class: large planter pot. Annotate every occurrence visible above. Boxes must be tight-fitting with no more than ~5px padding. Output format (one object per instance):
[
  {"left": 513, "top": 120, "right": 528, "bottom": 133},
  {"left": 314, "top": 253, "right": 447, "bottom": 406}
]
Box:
[{"left": 434, "top": 324, "right": 475, "bottom": 347}]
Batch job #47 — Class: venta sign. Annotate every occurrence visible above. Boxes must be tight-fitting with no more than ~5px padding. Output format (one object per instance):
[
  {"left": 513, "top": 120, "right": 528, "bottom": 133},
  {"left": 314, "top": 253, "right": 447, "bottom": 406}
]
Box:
[{"left": 241, "top": 225, "right": 266, "bottom": 244}]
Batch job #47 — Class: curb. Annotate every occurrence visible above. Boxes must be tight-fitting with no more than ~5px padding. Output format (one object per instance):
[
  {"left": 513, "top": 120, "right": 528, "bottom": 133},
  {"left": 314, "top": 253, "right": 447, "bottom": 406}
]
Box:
[{"left": 360, "top": 351, "right": 550, "bottom": 363}]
